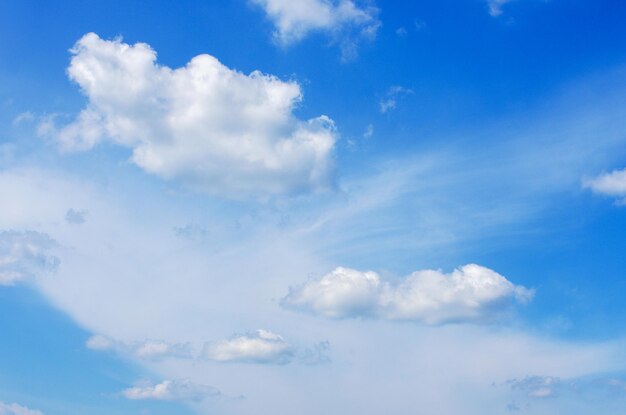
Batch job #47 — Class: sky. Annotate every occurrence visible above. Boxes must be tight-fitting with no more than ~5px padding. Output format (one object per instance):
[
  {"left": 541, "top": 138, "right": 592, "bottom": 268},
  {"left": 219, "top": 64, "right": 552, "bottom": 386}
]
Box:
[{"left": 1, "top": 0, "right": 626, "bottom": 414}]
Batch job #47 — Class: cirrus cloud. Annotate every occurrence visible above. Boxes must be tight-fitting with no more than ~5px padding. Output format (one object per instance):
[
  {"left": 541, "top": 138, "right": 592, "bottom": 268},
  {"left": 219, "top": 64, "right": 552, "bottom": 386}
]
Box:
[
  {"left": 282, "top": 264, "right": 533, "bottom": 324},
  {"left": 0, "top": 402, "right": 43, "bottom": 415},
  {"left": 43, "top": 33, "right": 336, "bottom": 198}
]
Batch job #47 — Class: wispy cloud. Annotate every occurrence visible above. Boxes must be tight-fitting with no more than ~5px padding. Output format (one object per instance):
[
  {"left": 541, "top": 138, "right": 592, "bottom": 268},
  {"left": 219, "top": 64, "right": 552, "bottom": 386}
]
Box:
[{"left": 121, "top": 379, "right": 221, "bottom": 402}]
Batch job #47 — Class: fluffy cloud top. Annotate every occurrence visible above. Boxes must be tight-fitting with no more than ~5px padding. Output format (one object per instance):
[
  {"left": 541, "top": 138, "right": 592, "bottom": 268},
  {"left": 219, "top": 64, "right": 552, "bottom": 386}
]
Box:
[
  {"left": 47, "top": 33, "right": 336, "bottom": 198},
  {"left": 122, "top": 379, "right": 220, "bottom": 402},
  {"left": 204, "top": 329, "right": 294, "bottom": 364},
  {"left": 86, "top": 334, "right": 192, "bottom": 360},
  {"left": 0, "top": 402, "right": 43, "bottom": 415},
  {"left": 251, "top": 0, "right": 380, "bottom": 59},
  {"left": 584, "top": 168, "right": 626, "bottom": 203},
  {"left": 0, "top": 230, "right": 58, "bottom": 286},
  {"left": 282, "top": 264, "right": 533, "bottom": 324}
]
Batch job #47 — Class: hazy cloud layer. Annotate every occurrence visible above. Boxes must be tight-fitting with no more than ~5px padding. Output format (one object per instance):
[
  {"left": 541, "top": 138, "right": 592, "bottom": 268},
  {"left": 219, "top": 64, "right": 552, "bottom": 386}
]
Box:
[
  {"left": 0, "top": 230, "right": 58, "bottom": 286},
  {"left": 45, "top": 33, "right": 336, "bottom": 198},
  {"left": 251, "top": 0, "right": 380, "bottom": 60},
  {"left": 282, "top": 264, "right": 533, "bottom": 324}
]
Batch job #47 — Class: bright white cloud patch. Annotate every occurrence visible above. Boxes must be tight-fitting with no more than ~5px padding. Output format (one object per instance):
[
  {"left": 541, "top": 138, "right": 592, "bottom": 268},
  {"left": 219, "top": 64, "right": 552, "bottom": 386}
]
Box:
[
  {"left": 584, "top": 168, "right": 626, "bottom": 204},
  {"left": 251, "top": 0, "right": 380, "bottom": 60},
  {"left": 282, "top": 264, "right": 533, "bottom": 324},
  {"left": 204, "top": 329, "right": 294, "bottom": 364},
  {"left": 86, "top": 334, "right": 192, "bottom": 360},
  {"left": 0, "top": 230, "right": 58, "bottom": 286},
  {"left": 47, "top": 33, "right": 336, "bottom": 198},
  {"left": 122, "top": 379, "right": 220, "bottom": 402}
]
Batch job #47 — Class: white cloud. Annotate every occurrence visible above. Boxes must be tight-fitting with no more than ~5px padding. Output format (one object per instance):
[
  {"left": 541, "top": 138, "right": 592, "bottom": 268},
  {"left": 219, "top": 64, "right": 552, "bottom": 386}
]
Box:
[
  {"left": 0, "top": 402, "right": 43, "bottom": 415},
  {"left": 0, "top": 230, "right": 58, "bottom": 286},
  {"left": 44, "top": 33, "right": 336, "bottom": 198},
  {"left": 282, "top": 264, "right": 533, "bottom": 324},
  {"left": 507, "top": 376, "right": 561, "bottom": 398},
  {"left": 204, "top": 329, "right": 294, "bottom": 364},
  {"left": 86, "top": 334, "right": 192, "bottom": 360},
  {"left": 122, "top": 379, "right": 220, "bottom": 402},
  {"left": 584, "top": 168, "right": 626, "bottom": 203},
  {"left": 379, "top": 86, "right": 412, "bottom": 114},
  {"left": 250, "top": 0, "right": 380, "bottom": 60},
  {"left": 12, "top": 111, "right": 35, "bottom": 126},
  {"left": 488, "top": 0, "right": 513, "bottom": 17}
]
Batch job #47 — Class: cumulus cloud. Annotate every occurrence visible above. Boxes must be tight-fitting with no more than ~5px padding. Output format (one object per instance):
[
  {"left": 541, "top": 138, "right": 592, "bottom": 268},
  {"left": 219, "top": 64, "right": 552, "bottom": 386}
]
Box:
[
  {"left": 86, "top": 334, "right": 192, "bottom": 360},
  {"left": 282, "top": 264, "right": 533, "bottom": 324},
  {"left": 584, "top": 168, "right": 626, "bottom": 204},
  {"left": 45, "top": 33, "right": 336, "bottom": 198},
  {"left": 204, "top": 329, "right": 294, "bottom": 364},
  {"left": 250, "top": 0, "right": 380, "bottom": 60},
  {"left": 122, "top": 379, "right": 220, "bottom": 402},
  {"left": 0, "top": 230, "right": 58, "bottom": 286}
]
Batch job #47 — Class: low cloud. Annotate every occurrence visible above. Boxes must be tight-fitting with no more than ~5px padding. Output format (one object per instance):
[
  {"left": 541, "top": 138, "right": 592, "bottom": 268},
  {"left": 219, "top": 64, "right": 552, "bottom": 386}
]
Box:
[
  {"left": 282, "top": 264, "right": 533, "bottom": 324},
  {"left": 203, "top": 329, "right": 294, "bottom": 364},
  {"left": 0, "top": 230, "right": 58, "bottom": 286},
  {"left": 122, "top": 379, "right": 220, "bottom": 402},
  {"left": 43, "top": 33, "right": 336, "bottom": 198},
  {"left": 251, "top": 0, "right": 380, "bottom": 60}
]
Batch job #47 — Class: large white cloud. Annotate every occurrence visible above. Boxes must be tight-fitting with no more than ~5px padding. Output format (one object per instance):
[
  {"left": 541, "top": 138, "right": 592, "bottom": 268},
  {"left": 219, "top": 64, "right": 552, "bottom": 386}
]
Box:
[
  {"left": 0, "top": 402, "right": 43, "bottom": 415},
  {"left": 250, "top": 0, "right": 380, "bottom": 60},
  {"left": 584, "top": 168, "right": 626, "bottom": 204},
  {"left": 45, "top": 33, "right": 336, "bottom": 198},
  {"left": 282, "top": 264, "right": 533, "bottom": 324},
  {"left": 122, "top": 379, "right": 220, "bottom": 402},
  {"left": 0, "top": 230, "right": 58, "bottom": 286}
]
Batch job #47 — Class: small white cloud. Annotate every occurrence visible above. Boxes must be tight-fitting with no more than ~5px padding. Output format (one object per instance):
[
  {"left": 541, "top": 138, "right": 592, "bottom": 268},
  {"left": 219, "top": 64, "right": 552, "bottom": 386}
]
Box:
[
  {"left": 395, "top": 27, "right": 408, "bottom": 37},
  {"left": 379, "top": 86, "right": 413, "bottom": 114},
  {"left": 584, "top": 168, "right": 626, "bottom": 204},
  {"left": 86, "top": 335, "right": 192, "bottom": 360},
  {"left": 122, "top": 379, "right": 220, "bottom": 402},
  {"left": 488, "top": 0, "right": 513, "bottom": 17},
  {"left": 251, "top": 0, "right": 380, "bottom": 60},
  {"left": 282, "top": 264, "right": 533, "bottom": 324},
  {"left": 0, "top": 402, "right": 43, "bottom": 415},
  {"left": 43, "top": 33, "right": 337, "bottom": 198},
  {"left": 204, "top": 329, "right": 294, "bottom": 364},
  {"left": 0, "top": 230, "right": 58, "bottom": 286}
]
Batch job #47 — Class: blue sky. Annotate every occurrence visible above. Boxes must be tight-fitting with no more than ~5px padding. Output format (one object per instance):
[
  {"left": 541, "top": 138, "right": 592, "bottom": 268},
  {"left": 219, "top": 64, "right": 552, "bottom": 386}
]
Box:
[{"left": 2, "top": 1, "right": 626, "bottom": 414}]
